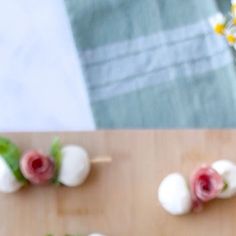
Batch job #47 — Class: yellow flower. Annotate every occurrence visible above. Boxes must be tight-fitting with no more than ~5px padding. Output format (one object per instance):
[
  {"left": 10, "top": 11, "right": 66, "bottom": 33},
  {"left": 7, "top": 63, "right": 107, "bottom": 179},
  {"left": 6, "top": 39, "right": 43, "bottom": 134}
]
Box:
[
  {"left": 214, "top": 24, "right": 225, "bottom": 34},
  {"left": 209, "top": 13, "right": 226, "bottom": 35},
  {"left": 225, "top": 27, "right": 236, "bottom": 45},
  {"left": 232, "top": 0, "right": 236, "bottom": 15},
  {"left": 233, "top": 17, "right": 236, "bottom": 25},
  {"left": 226, "top": 34, "right": 236, "bottom": 44}
]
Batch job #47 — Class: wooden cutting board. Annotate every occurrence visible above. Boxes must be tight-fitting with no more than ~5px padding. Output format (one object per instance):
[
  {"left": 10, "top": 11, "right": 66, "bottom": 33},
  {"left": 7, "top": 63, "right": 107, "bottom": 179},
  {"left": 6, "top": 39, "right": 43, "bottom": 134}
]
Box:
[{"left": 1, "top": 131, "right": 236, "bottom": 236}]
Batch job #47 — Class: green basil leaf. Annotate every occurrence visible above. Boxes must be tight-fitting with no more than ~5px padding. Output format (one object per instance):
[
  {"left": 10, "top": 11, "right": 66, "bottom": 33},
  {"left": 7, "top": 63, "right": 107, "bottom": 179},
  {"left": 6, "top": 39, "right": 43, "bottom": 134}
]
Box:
[
  {"left": 0, "top": 137, "right": 26, "bottom": 182},
  {"left": 50, "top": 137, "right": 62, "bottom": 184}
]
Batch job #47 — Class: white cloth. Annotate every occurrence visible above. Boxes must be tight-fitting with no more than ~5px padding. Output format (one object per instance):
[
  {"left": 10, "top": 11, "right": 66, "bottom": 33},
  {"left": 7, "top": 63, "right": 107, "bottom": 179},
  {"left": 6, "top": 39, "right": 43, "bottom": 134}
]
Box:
[{"left": 0, "top": 0, "right": 95, "bottom": 131}]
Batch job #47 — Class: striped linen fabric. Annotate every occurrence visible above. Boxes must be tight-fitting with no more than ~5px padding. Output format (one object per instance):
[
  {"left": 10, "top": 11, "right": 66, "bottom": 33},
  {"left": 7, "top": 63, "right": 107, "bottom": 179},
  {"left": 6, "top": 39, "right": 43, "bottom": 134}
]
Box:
[{"left": 65, "top": 0, "right": 236, "bottom": 128}]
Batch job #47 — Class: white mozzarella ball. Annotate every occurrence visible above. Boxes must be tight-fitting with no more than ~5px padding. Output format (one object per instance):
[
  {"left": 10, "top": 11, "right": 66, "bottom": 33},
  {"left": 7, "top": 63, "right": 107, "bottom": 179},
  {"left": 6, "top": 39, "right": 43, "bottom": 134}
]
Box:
[
  {"left": 158, "top": 173, "right": 192, "bottom": 215},
  {"left": 212, "top": 160, "right": 236, "bottom": 198},
  {"left": 0, "top": 155, "right": 22, "bottom": 193},
  {"left": 58, "top": 145, "right": 91, "bottom": 187}
]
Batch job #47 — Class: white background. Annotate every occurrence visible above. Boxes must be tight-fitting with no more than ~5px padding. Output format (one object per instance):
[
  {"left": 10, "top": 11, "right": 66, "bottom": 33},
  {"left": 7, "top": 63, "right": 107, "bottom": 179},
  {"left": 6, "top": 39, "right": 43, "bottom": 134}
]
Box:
[{"left": 0, "top": 0, "right": 95, "bottom": 131}]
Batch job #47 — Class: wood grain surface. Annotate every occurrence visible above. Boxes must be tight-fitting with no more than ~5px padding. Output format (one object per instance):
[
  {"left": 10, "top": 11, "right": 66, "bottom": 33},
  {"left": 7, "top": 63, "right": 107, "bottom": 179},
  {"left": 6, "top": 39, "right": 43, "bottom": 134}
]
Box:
[{"left": 1, "top": 131, "right": 236, "bottom": 236}]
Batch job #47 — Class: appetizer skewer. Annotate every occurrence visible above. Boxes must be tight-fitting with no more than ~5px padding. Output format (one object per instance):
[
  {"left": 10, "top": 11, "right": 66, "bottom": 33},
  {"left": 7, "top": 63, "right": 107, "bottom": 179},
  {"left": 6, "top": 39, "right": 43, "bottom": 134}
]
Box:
[
  {"left": 158, "top": 159, "right": 236, "bottom": 215},
  {"left": 0, "top": 136, "right": 111, "bottom": 193}
]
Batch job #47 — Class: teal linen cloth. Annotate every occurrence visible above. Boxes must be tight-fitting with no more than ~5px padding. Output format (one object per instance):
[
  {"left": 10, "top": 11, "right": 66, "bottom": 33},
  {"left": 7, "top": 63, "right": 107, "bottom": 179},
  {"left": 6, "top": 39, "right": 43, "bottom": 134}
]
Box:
[{"left": 65, "top": 0, "right": 236, "bottom": 128}]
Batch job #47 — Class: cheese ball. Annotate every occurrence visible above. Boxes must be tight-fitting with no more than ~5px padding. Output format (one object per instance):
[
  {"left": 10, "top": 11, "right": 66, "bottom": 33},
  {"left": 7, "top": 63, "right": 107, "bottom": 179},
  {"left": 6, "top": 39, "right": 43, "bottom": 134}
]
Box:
[
  {"left": 0, "top": 155, "right": 22, "bottom": 193},
  {"left": 158, "top": 173, "right": 192, "bottom": 215},
  {"left": 58, "top": 145, "right": 91, "bottom": 187},
  {"left": 212, "top": 160, "right": 236, "bottom": 199}
]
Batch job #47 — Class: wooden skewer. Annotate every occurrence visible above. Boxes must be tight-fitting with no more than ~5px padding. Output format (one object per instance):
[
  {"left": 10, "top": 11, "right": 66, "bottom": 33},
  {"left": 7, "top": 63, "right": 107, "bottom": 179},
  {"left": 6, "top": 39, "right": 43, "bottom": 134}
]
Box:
[{"left": 90, "top": 156, "right": 112, "bottom": 164}]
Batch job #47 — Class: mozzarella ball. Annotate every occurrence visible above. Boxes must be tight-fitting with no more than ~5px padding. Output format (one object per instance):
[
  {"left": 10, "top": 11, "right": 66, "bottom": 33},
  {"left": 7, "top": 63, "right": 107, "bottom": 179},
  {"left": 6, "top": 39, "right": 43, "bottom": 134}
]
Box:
[
  {"left": 0, "top": 155, "right": 22, "bottom": 193},
  {"left": 158, "top": 173, "right": 192, "bottom": 215},
  {"left": 58, "top": 145, "right": 91, "bottom": 187},
  {"left": 212, "top": 160, "right": 236, "bottom": 198}
]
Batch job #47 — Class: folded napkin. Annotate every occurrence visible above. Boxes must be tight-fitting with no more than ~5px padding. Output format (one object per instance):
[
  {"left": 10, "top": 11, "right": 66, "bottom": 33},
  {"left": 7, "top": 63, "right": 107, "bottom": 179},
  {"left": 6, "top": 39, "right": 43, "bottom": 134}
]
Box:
[{"left": 65, "top": 0, "right": 236, "bottom": 128}]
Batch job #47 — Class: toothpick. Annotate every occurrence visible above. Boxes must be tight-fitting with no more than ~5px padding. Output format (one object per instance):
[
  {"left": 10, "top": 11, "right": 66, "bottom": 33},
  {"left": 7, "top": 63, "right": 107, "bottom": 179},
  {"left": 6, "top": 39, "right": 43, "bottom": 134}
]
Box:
[{"left": 90, "top": 156, "right": 112, "bottom": 164}]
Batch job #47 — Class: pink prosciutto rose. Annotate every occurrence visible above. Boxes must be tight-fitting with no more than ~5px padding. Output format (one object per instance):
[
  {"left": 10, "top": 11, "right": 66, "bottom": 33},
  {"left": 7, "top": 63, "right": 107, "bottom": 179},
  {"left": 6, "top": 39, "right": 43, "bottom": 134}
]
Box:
[
  {"left": 20, "top": 151, "right": 55, "bottom": 184},
  {"left": 190, "top": 166, "right": 224, "bottom": 211}
]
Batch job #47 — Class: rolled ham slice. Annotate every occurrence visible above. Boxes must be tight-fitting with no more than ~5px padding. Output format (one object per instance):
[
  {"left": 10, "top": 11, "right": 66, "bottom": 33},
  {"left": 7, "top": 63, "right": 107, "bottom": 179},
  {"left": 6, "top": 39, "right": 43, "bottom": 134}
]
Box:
[
  {"left": 20, "top": 151, "right": 55, "bottom": 184},
  {"left": 190, "top": 166, "right": 224, "bottom": 203}
]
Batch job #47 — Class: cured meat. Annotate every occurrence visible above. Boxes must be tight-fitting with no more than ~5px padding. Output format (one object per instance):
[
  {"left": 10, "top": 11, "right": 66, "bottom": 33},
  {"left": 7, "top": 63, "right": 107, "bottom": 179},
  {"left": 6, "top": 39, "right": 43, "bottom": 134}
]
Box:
[
  {"left": 190, "top": 166, "right": 224, "bottom": 204},
  {"left": 20, "top": 151, "right": 54, "bottom": 184}
]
